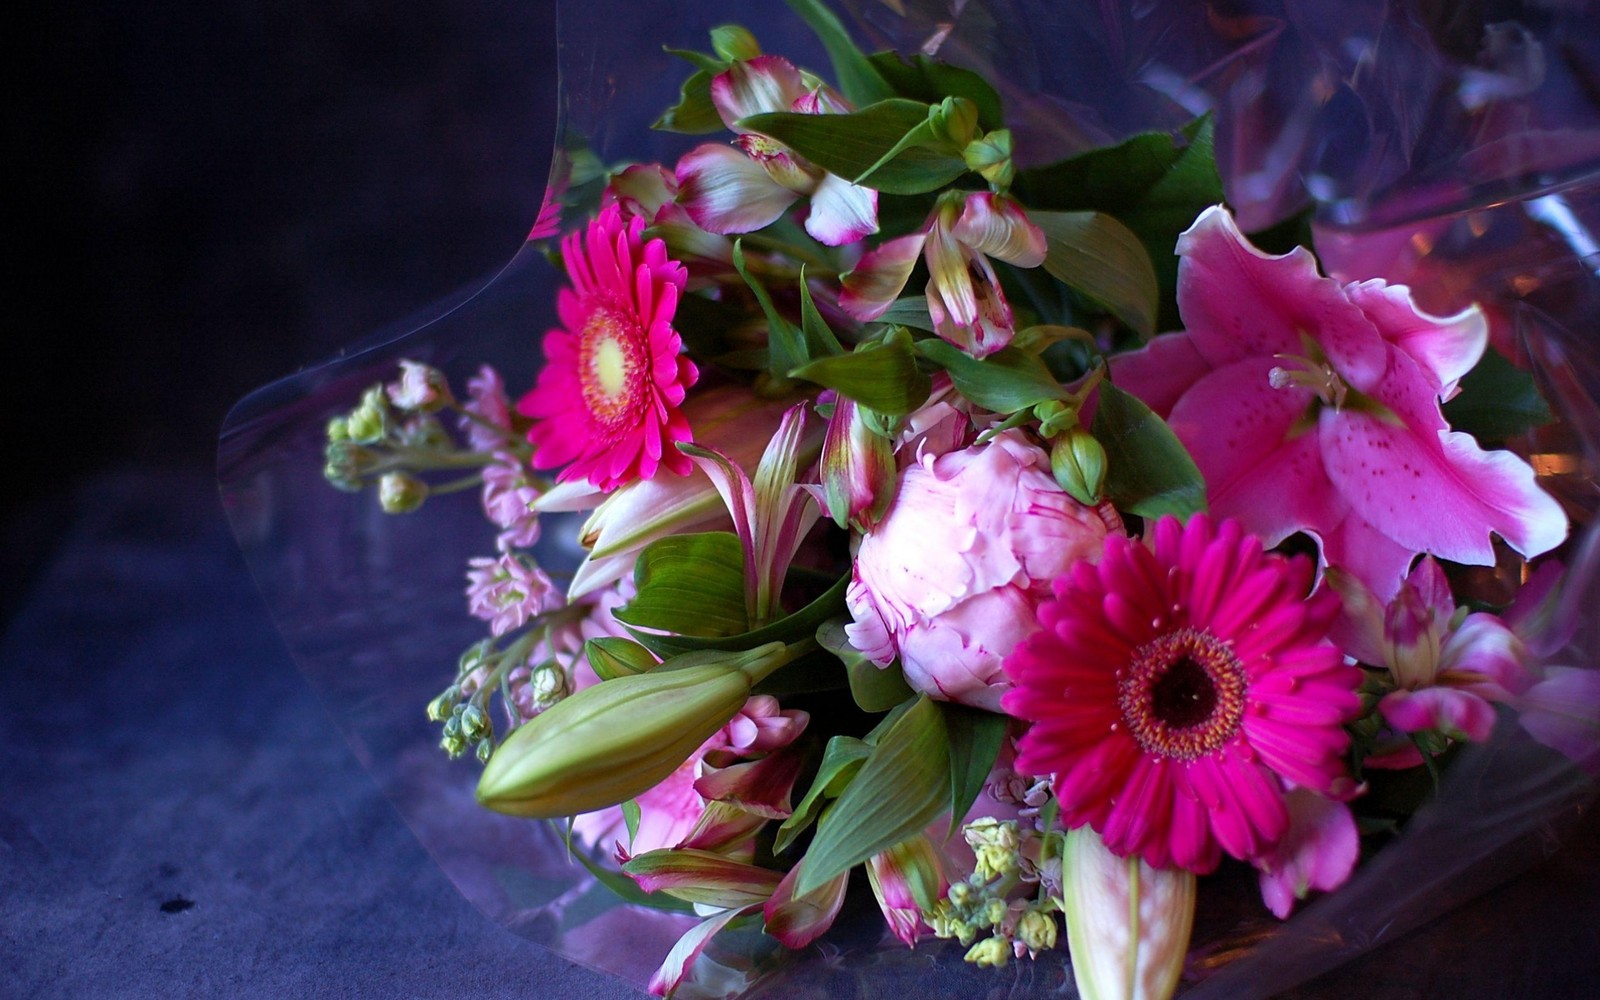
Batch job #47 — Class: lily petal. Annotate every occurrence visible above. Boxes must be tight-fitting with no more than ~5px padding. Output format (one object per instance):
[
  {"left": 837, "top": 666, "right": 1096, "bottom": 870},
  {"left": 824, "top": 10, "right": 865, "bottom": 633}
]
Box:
[
  {"left": 676, "top": 143, "right": 798, "bottom": 237},
  {"left": 1110, "top": 332, "right": 1214, "bottom": 418},
  {"left": 1345, "top": 279, "right": 1487, "bottom": 395}
]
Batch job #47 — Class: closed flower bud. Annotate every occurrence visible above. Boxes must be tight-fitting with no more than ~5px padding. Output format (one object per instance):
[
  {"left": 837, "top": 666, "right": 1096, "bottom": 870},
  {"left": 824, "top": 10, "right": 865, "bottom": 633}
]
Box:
[
  {"left": 821, "top": 396, "right": 897, "bottom": 531},
  {"left": 710, "top": 24, "right": 761, "bottom": 62},
  {"left": 378, "top": 472, "right": 429, "bottom": 513},
  {"left": 964, "top": 936, "right": 1010, "bottom": 969},
  {"left": 326, "top": 416, "right": 350, "bottom": 442},
  {"left": 1051, "top": 427, "right": 1107, "bottom": 506},
  {"left": 1015, "top": 908, "right": 1057, "bottom": 956},
  {"left": 930, "top": 96, "right": 980, "bottom": 148},
  {"left": 475, "top": 642, "right": 794, "bottom": 818},
  {"left": 346, "top": 386, "right": 390, "bottom": 444},
  {"left": 1062, "top": 825, "right": 1195, "bottom": 1000},
  {"left": 964, "top": 129, "right": 1015, "bottom": 190}
]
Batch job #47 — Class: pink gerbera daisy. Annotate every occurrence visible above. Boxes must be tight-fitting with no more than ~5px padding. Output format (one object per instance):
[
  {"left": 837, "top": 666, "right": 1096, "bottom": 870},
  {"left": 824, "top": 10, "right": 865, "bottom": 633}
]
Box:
[
  {"left": 1001, "top": 514, "right": 1361, "bottom": 874},
  {"left": 517, "top": 204, "right": 697, "bottom": 491}
]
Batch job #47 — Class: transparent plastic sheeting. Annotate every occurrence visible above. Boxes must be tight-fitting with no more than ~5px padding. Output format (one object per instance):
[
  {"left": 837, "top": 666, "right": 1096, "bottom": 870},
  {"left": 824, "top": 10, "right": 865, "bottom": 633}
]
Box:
[{"left": 218, "top": 1, "right": 1600, "bottom": 996}]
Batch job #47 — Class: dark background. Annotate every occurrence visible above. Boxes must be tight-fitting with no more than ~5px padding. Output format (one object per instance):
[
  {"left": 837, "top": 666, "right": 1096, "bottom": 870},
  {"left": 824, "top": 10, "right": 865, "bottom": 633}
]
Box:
[{"left": 3, "top": 3, "right": 1597, "bottom": 998}]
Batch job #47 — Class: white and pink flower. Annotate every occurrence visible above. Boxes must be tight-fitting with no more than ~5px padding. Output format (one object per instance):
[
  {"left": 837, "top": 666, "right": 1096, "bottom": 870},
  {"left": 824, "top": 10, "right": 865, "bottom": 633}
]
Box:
[{"left": 464, "top": 553, "right": 558, "bottom": 638}]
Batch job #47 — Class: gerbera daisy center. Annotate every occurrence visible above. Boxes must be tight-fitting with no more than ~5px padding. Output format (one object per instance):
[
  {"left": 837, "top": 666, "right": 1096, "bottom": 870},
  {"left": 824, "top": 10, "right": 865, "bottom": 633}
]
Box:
[
  {"left": 578, "top": 307, "right": 645, "bottom": 428},
  {"left": 1118, "top": 627, "right": 1246, "bottom": 760}
]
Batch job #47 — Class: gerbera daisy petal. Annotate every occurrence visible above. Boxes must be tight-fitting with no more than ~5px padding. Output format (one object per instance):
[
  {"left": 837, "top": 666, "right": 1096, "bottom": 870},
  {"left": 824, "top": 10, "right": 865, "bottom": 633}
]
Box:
[
  {"left": 1004, "top": 515, "right": 1360, "bottom": 873},
  {"left": 519, "top": 205, "right": 697, "bottom": 492}
]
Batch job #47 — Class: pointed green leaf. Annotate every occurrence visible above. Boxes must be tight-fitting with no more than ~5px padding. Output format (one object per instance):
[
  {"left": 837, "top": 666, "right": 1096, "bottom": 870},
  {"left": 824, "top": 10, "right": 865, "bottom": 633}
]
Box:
[
  {"left": 797, "top": 695, "right": 949, "bottom": 895},
  {"left": 734, "top": 240, "right": 808, "bottom": 382},
  {"left": 1442, "top": 345, "right": 1554, "bottom": 443},
  {"left": 585, "top": 636, "right": 660, "bottom": 681},
  {"left": 615, "top": 531, "right": 749, "bottom": 637},
  {"left": 867, "top": 51, "right": 1004, "bottom": 131},
  {"left": 664, "top": 46, "right": 727, "bottom": 75},
  {"left": 1092, "top": 382, "right": 1207, "bottom": 518},
  {"left": 790, "top": 328, "right": 931, "bottom": 416},
  {"left": 781, "top": 0, "right": 895, "bottom": 106},
  {"left": 775, "top": 735, "right": 873, "bottom": 854},
  {"left": 1033, "top": 210, "right": 1159, "bottom": 339},
  {"left": 915, "top": 339, "right": 1070, "bottom": 412},
  {"left": 566, "top": 841, "right": 698, "bottom": 915},
  {"left": 798, "top": 266, "right": 846, "bottom": 358},
  {"left": 621, "top": 798, "right": 641, "bottom": 846},
  {"left": 653, "top": 68, "right": 724, "bottom": 135},
  {"left": 627, "top": 572, "right": 849, "bottom": 659},
  {"left": 740, "top": 100, "right": 967, "bottom": 195},
  {"left": 942, "top": 704, "right": 1009, "bottom": 839},
  {"left": 875, "top": 299, "right": 935, "bottom": 332}
]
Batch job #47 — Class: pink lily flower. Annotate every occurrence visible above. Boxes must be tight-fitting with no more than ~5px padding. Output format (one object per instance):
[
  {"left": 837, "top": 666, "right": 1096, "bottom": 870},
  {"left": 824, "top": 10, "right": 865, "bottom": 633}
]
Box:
[
  {"left": 840, "top": 191, "right": 1046, "bottom": 358},
  {"left": 676, "top": 55, "right": 877, "bottom": 247},
  {"left": 1114, "top": 205, "right": 1566, "bottom": 600},
  {"left": 1330, "top": 557, "right": 1527, "bottom": 767}
]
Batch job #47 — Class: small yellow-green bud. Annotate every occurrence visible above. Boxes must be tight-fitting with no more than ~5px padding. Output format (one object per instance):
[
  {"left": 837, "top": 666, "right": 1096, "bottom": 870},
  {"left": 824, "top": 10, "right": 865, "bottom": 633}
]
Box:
[
  {"left": 983, "top": 897, "right": 1008, "bottom": 927},
  {"left": 710, "top": 24, "right": 760, "bottom": 62},
  {"left": 426, "top": 690, "right": 457, "bottom": 723},
  {"left": 1051, "top": 427, "right": 1107, "bottom": 506},
  {"left": 476, "top": 643, "right": 792, "bottom": 817},
  {"left": 1016, "top": 908, "right": 1058, "bottom": 956},
  {"left": 345, "top": 386, "right": 390, "bottom": 444},
  {"left": 378, "top": 472, "right": 429, "bottom": 513},
  {"left": 964, "top": 129, "right": 1016, "bottom": 190},
  {"left": 964, "top": 936, "right": 1010, "bottom": 969},
  {"left": 929, "top": 96, "right": 980, "bottom": 148},
  {"left": 474, "top": 739, "right": 494, "bottom": 765},
  {"left": 460, "top": 704, "right": 491, "bottom": 741},
  {"left": 326, "top": 416, "right": 350, "bottom": 442}
]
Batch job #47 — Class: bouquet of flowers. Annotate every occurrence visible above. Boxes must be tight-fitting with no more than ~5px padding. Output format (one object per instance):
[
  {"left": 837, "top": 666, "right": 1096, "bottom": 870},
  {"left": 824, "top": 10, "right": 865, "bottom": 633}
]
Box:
[{"left": 237, "top": 0, "right": 1600, "bottom": 996}]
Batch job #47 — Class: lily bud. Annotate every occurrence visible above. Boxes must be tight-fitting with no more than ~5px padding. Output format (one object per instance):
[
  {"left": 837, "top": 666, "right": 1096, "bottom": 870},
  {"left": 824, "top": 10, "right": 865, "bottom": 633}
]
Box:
[
  {"left": 710, "top": 24, "right": 761, "bottom": 62},
  {"left": 1061, "top": 826, "right": 1195, "bottom": 1000},
  {"left": 1051, "top": 427, "right": 1107, "bottom": 506},
  {"left": 964, "top": 129, "right": 1016, "bottom": 190},
  {"left": 475, "top": 642, "right": 793, "bottom": 818},
  {"left": 821, "top": 396, "right": 897, "bottom": 531},
  {"left": 378, "top": 471, "right": 429, "bottom": 513}
]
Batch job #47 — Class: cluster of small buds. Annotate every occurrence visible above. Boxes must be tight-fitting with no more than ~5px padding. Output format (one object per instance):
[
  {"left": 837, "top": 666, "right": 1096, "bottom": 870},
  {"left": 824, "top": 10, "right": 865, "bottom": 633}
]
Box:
[
  {"left": 435, "top": 696, "right": 495, "bottom": 762},
  {"left": 929, "top": 879, "right": 1010, "bottom": 947},
  {"left": 932, "top": 816, "right": 1064, "bottom": 968},
  {"left": 964, "top": 817, "right": 1022, "bottom": 881},
  {"left": 984, "top": 770, "right": 1056, "bottom": 832}
]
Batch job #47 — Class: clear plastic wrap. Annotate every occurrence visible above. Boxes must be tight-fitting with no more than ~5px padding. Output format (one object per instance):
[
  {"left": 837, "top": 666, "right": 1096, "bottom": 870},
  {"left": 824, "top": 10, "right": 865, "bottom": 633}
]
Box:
[{"left": 219, "top": 1, "right": 1600, "bottom": 995}]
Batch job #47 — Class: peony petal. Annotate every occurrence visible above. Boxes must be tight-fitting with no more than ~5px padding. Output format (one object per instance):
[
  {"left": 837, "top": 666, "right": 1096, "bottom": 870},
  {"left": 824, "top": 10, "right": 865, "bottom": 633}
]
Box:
[
  {"left": 675, "top": 144, "right": 797, "bottom": 236},
  {"left": 839, "top": 232, "right": 926, "bottom": 321},
  {"left": 804, "top": 170, "right": 879, "bottom": 246},
  {"left": 710, "top": 55, "right": 809, "bottom": 129},
  {"left": 1345, "top": 279, "right": 1487, "bottom": 395},
  {"left": 951, "top": 192, "right": 1047, "bottom": 267},
  {"left": 1176, "top": 206, "right": 1388, "bottom": 386}
]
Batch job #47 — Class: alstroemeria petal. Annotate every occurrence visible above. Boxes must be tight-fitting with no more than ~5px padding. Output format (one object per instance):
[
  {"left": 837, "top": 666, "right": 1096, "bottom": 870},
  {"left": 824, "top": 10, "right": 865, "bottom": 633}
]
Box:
[
  {"left": 1379, "top": 686, "right": 1498, "bottom": 741},
  {"left": 763, "top": 861, "right": 848, "bottom": 949},
  {"left": 647, "top": 903, "right": 760, "bottom": 997},
  {"left": 692, "top": 747, "right": 806, "bottom": 819},
  {"left": 676, "top": 143, "right": 798, "bottom": 237},
  {"left": 1176, "top": 206, "right": 1388, "bottom": 387},
  {"left": 951, "top": 192, "right": 1047, "bottom": 267},
  {"left": 840, "top": 232, "right": 926, "bottom": 321},
  {"left": 1166, "top": 356, "right": 1347, "bottom": 548},
  {"left": 1255, "top": 790, "right": 1358, "bottom": 919},
  {"left": 622, "top": 848, "right": 784, "bottom": 909},
  {"left": 1518, "top": 665, "right": 1600, "bottom": 772},
  {"left": 711, "top": 55, "right": 809, "bottom": 129},
  {"left": 1346, "top": 279, "right": 1488, "bottom": 395},
  {"left": 1319, "top": 350, "right": 1567, "bottom": 571},
  {"left": 805, "top": 171, "right": 879, "bottom": 246}
]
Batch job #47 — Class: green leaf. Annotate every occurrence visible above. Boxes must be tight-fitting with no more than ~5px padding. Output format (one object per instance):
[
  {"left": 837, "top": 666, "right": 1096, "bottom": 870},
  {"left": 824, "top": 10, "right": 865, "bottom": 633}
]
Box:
[
  {"left": 942, "top": 704, "right": 1009, "bottom": 838},
  {"left": 664, "top": 46, "right": 727, "bottom": 75},
  {"left": 615, "top": 532, "right": 749, "bottom": 637},
  {"left": 798, "top": 266, "right": 846, "bottom": 358},
  {"left": 875, "top": 299, "right": 935, "bottom": 332},
  {"left": 734, "top": 240, "right": 808, "bottom": 383},
  {"left": 566, "top": 842, "right": 699, "bottom": 915},
  {"left": 775, "top": 735, "right": 873, "bottom": 854},
  {"left": 797, "top": 695, "right": 950, "bottom": 895},
  {"left": 621, "top": 798, "right": 641, "bottom": 847},
  {"left": 1442, "top": 345, "right": 1554, "bottom": 443},
  {"left": 818, "top": 617, "right": 914, "bottom": 712},
  {"left": 584, "top": 636, "right": 660, "bottom": 681},
  {"left": 653, "top": 68, "right": 724, "bottom": 135},
  {"left": 915, "top": 339, "right": 1070, "bottom": 412},
  {"left": 1032, "top": 210, "right": 1159, "bottom": 338},
  {"left": 790, "top": 328, "right": 931, "bottom": 416},
  {"left": 1092, "top": 382, "right": 1207, "bottom": 519},
  {"left": 867, "top": 51, "right": 1004, "bottom": 131},
  {"left": 781, "top": 0, "right": 895, "bottom": 107},
  {"left": 740, "top": 100, "right": 968, "bottom": 195},
  {"left": 628, "top": 572, "right": 850, "bottom": 658},
  {"left": 1019, "top": 116, "right": 1223, "bottom": 330}
]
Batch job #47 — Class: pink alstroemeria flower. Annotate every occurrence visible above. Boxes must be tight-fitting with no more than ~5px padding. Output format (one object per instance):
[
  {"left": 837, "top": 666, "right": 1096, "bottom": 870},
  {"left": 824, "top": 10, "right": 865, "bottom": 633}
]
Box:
[
  {"left": 1115, "top": 205, "right": 1566, "bottom": 600},
  {"left": 676, "top": 55, "right": 877, "bottom": 247},
  {"left": 840, "top": 192, "right": 1047, "bottom": 358},
  {"left": 1330, "top": 557, "right": 1527, "bottom": 767}
]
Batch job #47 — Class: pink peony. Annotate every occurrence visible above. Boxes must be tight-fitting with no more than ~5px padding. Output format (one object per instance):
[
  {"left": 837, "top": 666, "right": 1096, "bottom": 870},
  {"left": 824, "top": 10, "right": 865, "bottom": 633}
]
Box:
[
  {"left": 845, "top": 430, "right": 1119, "bottom": 711},
  {"left": 517, "top": 204, "right": 698, "bottom": 492},
  {"left": 1114, "top": 205, "right": 1565, "bottom": 601},
  {"left": 1002, "top": 514, "right": 1362, "bottom": 873}
]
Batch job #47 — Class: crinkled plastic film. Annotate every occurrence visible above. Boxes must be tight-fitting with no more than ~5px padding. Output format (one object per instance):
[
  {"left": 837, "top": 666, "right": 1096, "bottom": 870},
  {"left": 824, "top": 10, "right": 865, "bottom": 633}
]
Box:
[{"left": 219, "top": 1, "right": 1600, "bottom": 996}]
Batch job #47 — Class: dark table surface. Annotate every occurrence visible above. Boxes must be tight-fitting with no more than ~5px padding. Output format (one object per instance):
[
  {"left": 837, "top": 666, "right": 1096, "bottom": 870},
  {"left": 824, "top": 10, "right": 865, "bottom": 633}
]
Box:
[{"left": 6, "top": 2, "right": 1600, "bottom": 997}]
